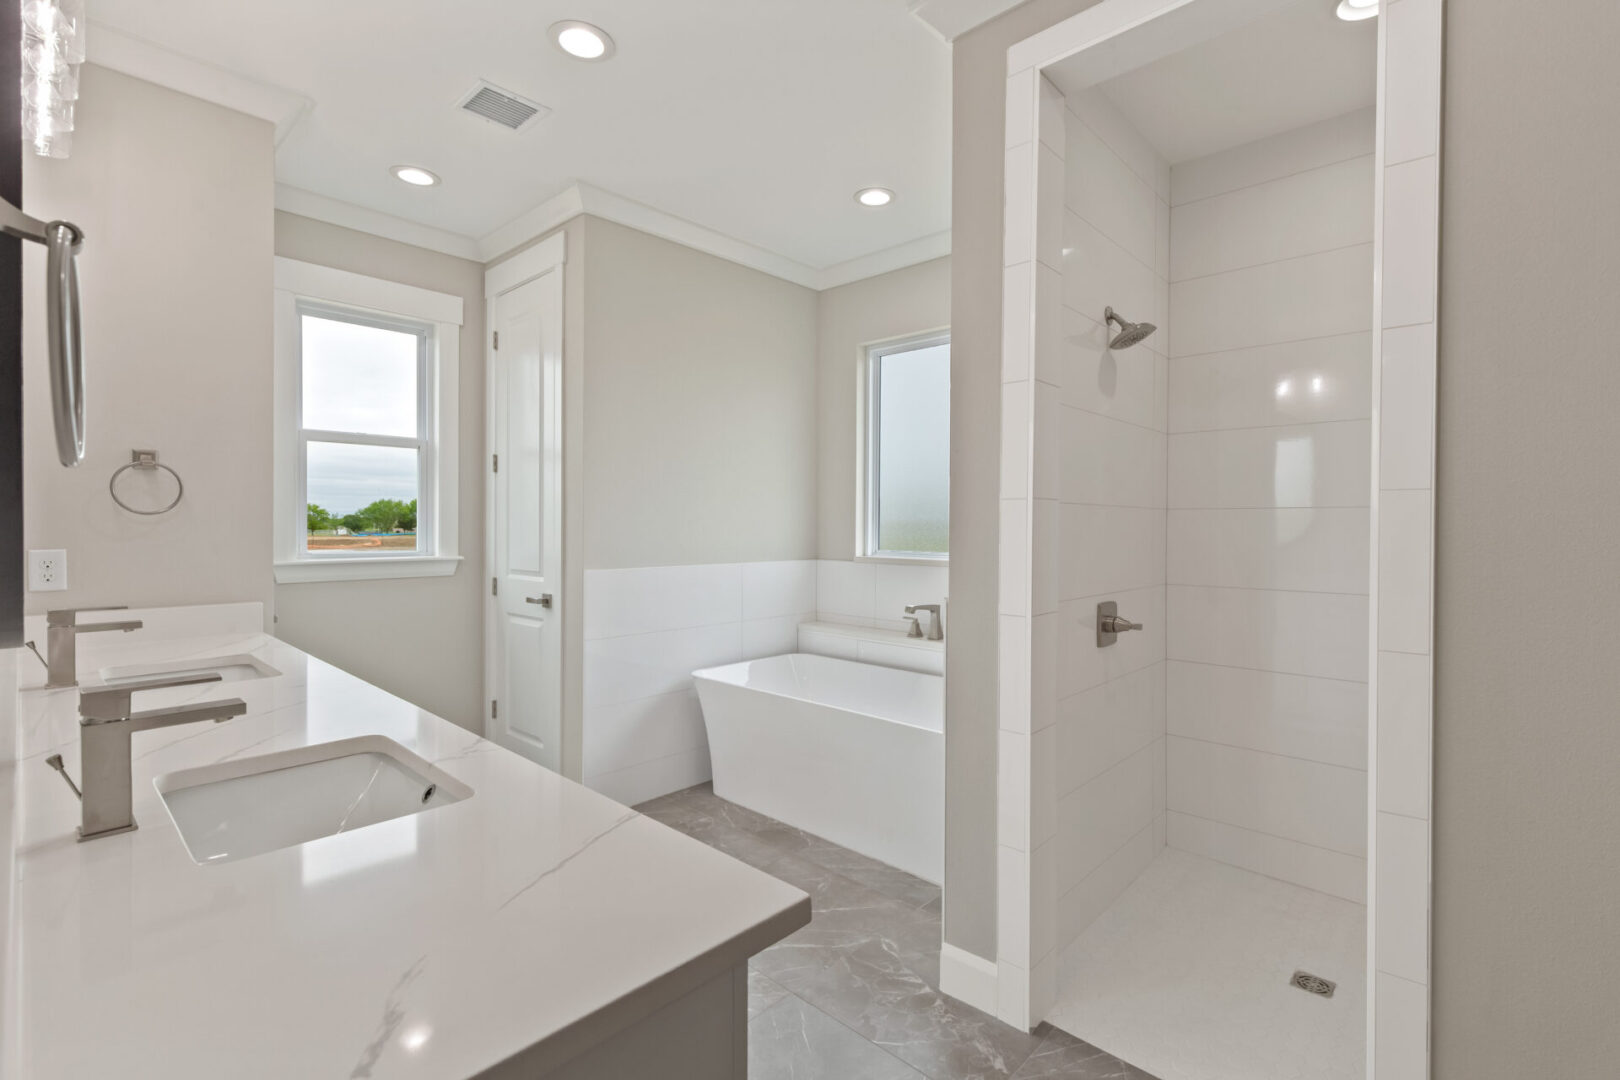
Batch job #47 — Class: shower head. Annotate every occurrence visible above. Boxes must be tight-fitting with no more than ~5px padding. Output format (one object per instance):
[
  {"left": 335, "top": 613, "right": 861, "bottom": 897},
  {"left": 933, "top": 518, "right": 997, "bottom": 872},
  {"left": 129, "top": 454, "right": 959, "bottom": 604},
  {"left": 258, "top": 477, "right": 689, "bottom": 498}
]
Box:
[{"left": 1104, "top": 306, "right": 1157, "bottom": 350}]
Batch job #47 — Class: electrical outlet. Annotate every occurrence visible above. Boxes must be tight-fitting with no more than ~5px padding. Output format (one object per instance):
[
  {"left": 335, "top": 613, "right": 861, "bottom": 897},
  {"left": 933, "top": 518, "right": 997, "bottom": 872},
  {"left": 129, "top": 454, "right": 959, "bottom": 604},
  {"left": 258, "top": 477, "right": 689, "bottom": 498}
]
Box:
[{"left": 28, "top": 549, "right": 67, "bottom": 592}]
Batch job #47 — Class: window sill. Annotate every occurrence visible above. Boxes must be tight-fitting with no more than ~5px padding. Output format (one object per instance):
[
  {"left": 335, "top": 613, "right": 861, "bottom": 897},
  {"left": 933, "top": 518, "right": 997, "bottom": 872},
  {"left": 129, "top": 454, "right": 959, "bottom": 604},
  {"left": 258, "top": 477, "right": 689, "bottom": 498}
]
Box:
[
  {"left": 274, "top": 555, "right": 463, "bottom": 584},
  {"left": 854, "top": 554, "right": 950, "bottom": 568}
]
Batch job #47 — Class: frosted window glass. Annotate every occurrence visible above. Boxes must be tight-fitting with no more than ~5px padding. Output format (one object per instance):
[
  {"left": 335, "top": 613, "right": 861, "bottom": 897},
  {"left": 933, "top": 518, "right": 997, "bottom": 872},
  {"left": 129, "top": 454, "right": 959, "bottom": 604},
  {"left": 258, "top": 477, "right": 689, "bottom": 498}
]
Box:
[{"left": 874, "top": 340, "right": 950, "bottom": 555}]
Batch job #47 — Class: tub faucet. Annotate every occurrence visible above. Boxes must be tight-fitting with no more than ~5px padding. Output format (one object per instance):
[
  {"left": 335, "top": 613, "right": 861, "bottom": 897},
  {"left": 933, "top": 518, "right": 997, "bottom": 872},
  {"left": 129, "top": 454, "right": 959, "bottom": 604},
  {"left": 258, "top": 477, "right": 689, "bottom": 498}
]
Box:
[
  {"left": 64, "top": 673, "right": 247, "bottom": 840},
  {"left": 44, "top": 606, "right": 143, "bottom": 689},
  {"left": 904, "top": 604, "right": 944, "bottom": 642}
]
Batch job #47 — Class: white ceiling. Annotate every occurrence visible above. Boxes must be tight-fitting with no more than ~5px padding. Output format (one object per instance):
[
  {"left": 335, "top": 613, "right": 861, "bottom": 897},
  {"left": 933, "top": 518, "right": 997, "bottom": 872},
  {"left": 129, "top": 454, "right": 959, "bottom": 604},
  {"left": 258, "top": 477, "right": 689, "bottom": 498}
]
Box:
[
  {"left": 1084, "top": 0, "right": 1377, "bottom": 164},
  {"left": 85, "top": 0, "right": 952, "bottom": 273}
]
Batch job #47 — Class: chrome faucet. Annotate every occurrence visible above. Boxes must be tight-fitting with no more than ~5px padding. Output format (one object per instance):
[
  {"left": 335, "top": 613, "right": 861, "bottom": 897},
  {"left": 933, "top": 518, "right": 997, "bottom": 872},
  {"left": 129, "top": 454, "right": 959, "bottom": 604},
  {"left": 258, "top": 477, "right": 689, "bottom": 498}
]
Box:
[
  {"left": 904, "top": 604, "right": 944, "bottom": 642},
  {"left": 43, "top": 606, "right": 144, "bottom": 689},
  {"left": 56, "top": 673, "right": 248, "bottom": 840}
]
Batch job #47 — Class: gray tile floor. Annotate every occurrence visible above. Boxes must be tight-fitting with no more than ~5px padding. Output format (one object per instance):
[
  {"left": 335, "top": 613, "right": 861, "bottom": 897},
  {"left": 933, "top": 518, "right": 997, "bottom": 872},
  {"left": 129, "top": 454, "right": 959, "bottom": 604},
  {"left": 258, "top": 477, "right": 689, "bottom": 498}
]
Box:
[{"left": 634, "top": 784, "right": 1158, "bottom": 1080}]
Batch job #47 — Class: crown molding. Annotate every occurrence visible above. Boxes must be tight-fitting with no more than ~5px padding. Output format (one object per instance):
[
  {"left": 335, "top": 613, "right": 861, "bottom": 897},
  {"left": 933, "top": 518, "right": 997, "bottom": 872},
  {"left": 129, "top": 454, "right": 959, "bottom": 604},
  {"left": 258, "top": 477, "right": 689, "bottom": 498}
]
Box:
[
  {"left": 480, "top": 182, "right": 949, "bottom": 290},
  {"left": 275, "top": 185, "right": 483, "bottom": 261},
  {"left": 87, "top": 20, "right": 311, "bottom": 145},
  {"left": 906, "top": 0, "right": 1029, "bottom": 41},
  {"left": 813, "top": 229, "right": 952, "bottom": 289}
]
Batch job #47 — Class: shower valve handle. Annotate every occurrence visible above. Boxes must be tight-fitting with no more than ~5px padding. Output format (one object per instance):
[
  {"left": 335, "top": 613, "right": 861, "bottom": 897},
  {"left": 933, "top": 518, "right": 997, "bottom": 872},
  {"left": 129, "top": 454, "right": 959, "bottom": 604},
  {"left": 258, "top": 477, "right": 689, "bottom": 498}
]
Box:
[{"left": 1099, "top": 613, "right": 1142, "bottom": 634}]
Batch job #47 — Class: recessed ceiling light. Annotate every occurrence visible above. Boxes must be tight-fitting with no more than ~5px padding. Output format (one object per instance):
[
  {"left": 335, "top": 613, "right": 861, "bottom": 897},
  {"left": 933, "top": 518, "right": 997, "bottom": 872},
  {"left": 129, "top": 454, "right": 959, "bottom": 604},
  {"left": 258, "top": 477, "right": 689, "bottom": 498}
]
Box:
[
  {"left": 1336, "top": 0, "right": 1378, "bottom": 20},
  {"left": 855, "top": 187, "right": 894, "bottom": 207},
  {"left": 391, "top": 165, "right": 440, "bottom": 187},
  {"left": 551, "top": 20, "right": 615, "bottom": 60}
]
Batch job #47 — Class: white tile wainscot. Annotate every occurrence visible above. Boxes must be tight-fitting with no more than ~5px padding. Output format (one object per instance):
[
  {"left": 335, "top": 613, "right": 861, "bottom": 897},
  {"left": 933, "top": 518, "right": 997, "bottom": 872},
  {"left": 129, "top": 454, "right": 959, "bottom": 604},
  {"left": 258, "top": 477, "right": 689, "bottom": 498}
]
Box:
[
  {"left": 797, "top": 622, "right": 945, "bottom": 675},
  {"left": 582, "top": 560, "right": 818, "bottom": 806},
  {"left": 815, "top": 559, "right": 949, "bottom": 634}
]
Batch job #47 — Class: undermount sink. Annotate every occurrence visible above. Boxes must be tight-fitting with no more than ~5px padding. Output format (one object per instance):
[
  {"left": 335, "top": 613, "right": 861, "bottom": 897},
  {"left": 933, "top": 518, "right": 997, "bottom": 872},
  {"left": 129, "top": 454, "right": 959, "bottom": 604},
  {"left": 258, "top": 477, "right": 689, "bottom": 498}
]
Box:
[
  {"left": 154, "top": 736, "right": 473, "bottom": 865},
  {"left": 99, "top": 654, "right": 281, "bottom": 685}
]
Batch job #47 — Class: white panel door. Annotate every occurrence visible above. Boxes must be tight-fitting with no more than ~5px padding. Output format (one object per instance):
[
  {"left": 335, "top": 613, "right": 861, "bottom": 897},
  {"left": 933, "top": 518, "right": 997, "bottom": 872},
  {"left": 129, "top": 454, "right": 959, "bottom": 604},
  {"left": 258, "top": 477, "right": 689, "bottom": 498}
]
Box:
[{"left": 488, "top": 266, "right": 563, "bottom": 770}]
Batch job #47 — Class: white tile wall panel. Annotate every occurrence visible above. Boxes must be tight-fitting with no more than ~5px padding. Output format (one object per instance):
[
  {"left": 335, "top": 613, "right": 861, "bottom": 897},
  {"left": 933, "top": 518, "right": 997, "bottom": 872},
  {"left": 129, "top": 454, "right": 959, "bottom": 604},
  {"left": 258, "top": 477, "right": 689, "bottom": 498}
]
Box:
[
  {"left": 585, "top": 748, "right": 711, "bottom": 809},
  {"left": 1167, "top": 507, "right": 1370, "bottom": 594},
  {"left": 1167, "top": 660, "right": 1367, "bottom": 771},
  {"left": 1165, "top": 810, "right": 1367, "bottom": 904},
  {"left": 1170, "top": 332, "right": 1373, "bottom": 432},
  {"left": 1059, "top": 307, "right": 1160, "bottom": 428},
  {"left": 1057, "top": 739, "right": 1162, "bottom": 895},
  {"left": 1382, "top": 0, "right": 1443, "bottom": 166},
  {"left": 584, "top": 622, "right": 743, "bottom": 708},
  {"left": 1063, "top": 212, "right": 1159, "bottom": 330},
  {"left": 1380, "top": 156, "right": 1440, "bottom": 329},
  {"left": 1060, "top": 407, "right": 1168, "bottom": 509},
  {"left": 1170, "top": 243, "right": 1374, "bottom": 357},
  {"left": 1375, "top": 651, "right": 1433, "bottom": 820},
  {"left": 1057, "top": 586, "right": 1167, "bottom": 700},
  {"left": 583, "top": 562, "right": 741, "bottom": 639},
  {"left": 1171, "top": 155, "right": 1376, "bottom": 282},
  {"left": 1058, "top": 661, "right": 1166, "bottom": 795},
  {"left": 1066, "top": 113, "right": 1159, "bottom": 268},
  {"left": 1375, "top": 811, "right": 1431, "bottom": 985},
  {"left": 1002, "top": 260, "right": 1033, "bottom": 382},
  {"left": 1376, "top": 490, "right": 1433, "bottom": 655},
  {"left": 1060, "top": 504, "right": 1165, "bottom": 600},
  {"left": 1167, "top": 736, "right": 1368, "bottom": 857},
  {"left": 1065, "top": 85, "right": 1170, "bottom": 200},
  {"left": 1170, "top": 107, "right": 1375, "bottom": 206},
  {"left": 1379, "top": 323, "right": 1438, "bottom": 491},
  {"left": 1373, "top": 972, "right": 1429, "bottom": 1080},
  {"left": 1057, "top": 821, "right": 1158, "bottom": 948},
  {"left": 742, "top": 614, "right": 804, "bottom": 660},
  {"left": 582, "top": 690, "right": 707, "bottom": 781},
  {"left": 741, "top": 560, "right": 817, "bottom": 620},
  {"left": 1168, "top": 585, "right": 1369, "bottom": 682},
  {"left": 1168, "top": 421, "right": 1372, "bottom": 509},
  {"left": 816, "top": 559, "right": 875, "bottom": 624}
]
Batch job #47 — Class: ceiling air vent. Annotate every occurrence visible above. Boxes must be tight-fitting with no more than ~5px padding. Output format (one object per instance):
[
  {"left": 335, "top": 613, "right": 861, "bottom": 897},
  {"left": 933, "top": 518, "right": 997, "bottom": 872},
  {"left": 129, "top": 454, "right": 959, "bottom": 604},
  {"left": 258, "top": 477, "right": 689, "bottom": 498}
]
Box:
[{"left": 458, "top": 81, "right": 550, "bottom": 132}]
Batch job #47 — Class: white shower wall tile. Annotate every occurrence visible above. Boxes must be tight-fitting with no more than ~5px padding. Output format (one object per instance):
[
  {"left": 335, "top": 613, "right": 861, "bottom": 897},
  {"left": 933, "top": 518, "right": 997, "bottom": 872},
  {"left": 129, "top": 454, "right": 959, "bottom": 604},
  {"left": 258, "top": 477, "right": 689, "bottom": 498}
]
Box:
[
  {"left": 1058, "top": 661, "right": 1165, "bottom": 795},
  {"left": 1169, "top": 585, "right": 1369, "bottom": 683},
  {"left": 581, "top": 560, "right": 817, "bottom": 803},
  {"left": 1383, "top": 0, "right": 1443, "bottom": 166},
  {"left": 1060, "top": 407, "right": 1167, "bottom": 508},
  {"left": 1167, "top": 660, "right": 1367, "bottom": 771},
  {"left": 1168, "top": 421, "right": 1372, "bottom": 509},
  {"left": 1169, "top": 332, "right": 1373, "bottom": 433},
  {"left": 1059, "top": 307, "right": 1161, "bottom": 429},
  {"left": 1057, "top": 738, "right": 1163, "bottom": 896},
  {"left": 1170, "top": 155, "right": 1376, "bottom": 282},
  {"left": 1167, "top": 736, "right": 1368, "bottom": 858},
  {"left": 1170, "top": 243, "right": 1374, "bottom": 357},
  {"left": 1380, "top": 156, "right": 1440, "bottom": 330},
  {"left": 1375, "top": 650, "right": 1433, "bottom": 820},
  {"left": 1375, "top": 811, "right": 1431, "bottom": 985},
  {"left": 1063, "top": 211, "right": 1158, "bottom": 329},
  {"left": 1060, "top": 504, "right": 1165, "bottom": 599},
  {"left": 1166, "top": 811, "right": 1366, "bottom": 904},
  {"left": 1167, "top": 507, "right": 1370, "bottom": 594},
  {"left": 1057, "top": 586, "right": 1166, "bottom": 700},
  {"left": 1376, "top": 490, "right": 1433, "bottom": 655},
  {"left": 1065, "top": 113, "right": 1158, "bottom": 268},
  {"left": 1379, "top": 323, "right": 1438, "bottom": 491},
  {"left": 1170, "top": 107, "right": 1375, "bottom": 206}
]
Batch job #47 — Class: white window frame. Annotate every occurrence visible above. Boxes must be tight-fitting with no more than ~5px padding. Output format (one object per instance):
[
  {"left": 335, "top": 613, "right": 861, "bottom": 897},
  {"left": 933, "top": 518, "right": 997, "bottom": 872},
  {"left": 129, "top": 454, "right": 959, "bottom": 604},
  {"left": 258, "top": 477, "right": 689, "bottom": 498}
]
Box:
[
  {"left": 273, "top": 257, "right": 463, "bottom": 583},
  {"left": 856, "top": 328, "right": 951, "bottom": 565}
]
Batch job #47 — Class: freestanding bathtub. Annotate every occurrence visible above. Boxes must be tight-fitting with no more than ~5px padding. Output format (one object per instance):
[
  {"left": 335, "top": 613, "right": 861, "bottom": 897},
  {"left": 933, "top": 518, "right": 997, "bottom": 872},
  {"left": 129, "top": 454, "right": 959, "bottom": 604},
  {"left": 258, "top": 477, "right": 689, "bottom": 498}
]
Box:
[{"left": 692, "top": 652, "right": 943, "bottom": 883}]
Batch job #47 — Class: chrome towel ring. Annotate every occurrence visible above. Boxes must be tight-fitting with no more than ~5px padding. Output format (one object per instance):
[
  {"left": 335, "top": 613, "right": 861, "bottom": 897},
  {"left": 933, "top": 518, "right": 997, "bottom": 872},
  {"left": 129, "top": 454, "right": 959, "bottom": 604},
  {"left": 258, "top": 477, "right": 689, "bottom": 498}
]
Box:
[{"left": 109, "top": 450, "right": 184, "bottom": 516}]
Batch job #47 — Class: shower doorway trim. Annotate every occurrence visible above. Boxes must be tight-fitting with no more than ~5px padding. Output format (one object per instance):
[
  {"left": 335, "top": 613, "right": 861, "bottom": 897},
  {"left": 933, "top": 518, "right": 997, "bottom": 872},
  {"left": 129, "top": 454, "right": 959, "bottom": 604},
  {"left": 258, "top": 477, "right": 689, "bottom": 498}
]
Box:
[{"left": 991, "top": 2, "right": 1442, "bottom": 1079}]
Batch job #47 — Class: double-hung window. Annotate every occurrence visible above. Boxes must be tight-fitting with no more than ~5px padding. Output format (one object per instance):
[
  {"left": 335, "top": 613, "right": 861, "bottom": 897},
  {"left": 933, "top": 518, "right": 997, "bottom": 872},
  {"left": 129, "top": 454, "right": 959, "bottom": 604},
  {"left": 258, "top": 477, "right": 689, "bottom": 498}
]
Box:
[
  {"left": 273, "top": 258, "right": 463, "bottom": 582},
  {"left": 860, "top": 330, "right": 950, "bottom": 561}
]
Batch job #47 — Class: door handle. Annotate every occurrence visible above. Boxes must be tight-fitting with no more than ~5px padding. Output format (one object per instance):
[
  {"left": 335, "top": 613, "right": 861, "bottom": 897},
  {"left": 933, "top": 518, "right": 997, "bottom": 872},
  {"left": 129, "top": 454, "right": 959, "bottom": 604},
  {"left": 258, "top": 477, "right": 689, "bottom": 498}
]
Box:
[{"left": 525, "top": 594, "right": 553, "bottom": 608}]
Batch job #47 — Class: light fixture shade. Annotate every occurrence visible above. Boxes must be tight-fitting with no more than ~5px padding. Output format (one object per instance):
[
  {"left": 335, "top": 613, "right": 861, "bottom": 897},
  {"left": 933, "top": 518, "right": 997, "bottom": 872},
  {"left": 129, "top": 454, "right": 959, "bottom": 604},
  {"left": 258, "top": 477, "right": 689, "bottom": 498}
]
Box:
[
  {"left": 855, "top": 187, "right": 894, "bottom": 207},
  {"left": 21, "top": 0, "right": 88, "bottom": 158},
  {"left": 550, "top": 20, "right": 615, "bottom": 61},
  {"left": 1336, "top": 0, "right": 1379, "bottom": 20}
]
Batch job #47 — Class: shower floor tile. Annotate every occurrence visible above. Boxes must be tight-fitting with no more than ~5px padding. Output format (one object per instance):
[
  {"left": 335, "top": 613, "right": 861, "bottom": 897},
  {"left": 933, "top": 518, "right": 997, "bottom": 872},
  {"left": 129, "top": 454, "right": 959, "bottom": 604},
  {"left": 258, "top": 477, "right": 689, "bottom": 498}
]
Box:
[{"left": 1047, "top": 849, "right": 1365, "bottom": 1080}]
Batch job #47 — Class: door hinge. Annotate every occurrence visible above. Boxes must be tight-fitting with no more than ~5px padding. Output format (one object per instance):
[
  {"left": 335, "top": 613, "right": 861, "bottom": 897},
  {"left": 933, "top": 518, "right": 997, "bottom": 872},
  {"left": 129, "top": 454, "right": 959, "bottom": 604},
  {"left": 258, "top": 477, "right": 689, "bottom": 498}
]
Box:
[
  {"left": 491, "top": 700, "right": 498, "bottom": 720},
  {"left": 492, "top": 577, "right": 498, "bottom": 596},
  {"left": 492, "top": 453, "right": 499, "bottom": 473},
  {"left": 493, "top": 330, "right": 499, "bottom": 350}
]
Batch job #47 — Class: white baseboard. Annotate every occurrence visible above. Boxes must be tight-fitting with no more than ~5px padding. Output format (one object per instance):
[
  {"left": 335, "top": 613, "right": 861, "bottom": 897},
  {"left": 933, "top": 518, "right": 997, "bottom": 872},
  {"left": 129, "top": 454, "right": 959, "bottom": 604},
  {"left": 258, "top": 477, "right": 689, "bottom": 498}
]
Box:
[{"left": 938, "top": 943, "right": 1000, "bottom": 1015}]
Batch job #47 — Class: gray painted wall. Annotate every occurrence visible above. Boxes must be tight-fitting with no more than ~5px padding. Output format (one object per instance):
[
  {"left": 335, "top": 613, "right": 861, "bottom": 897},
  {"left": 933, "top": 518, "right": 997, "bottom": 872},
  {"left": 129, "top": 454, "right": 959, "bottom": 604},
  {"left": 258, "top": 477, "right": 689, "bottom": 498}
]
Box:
[
  {"left": 20, "top": 66, "right": 275, "bottom": 618},
  {"left": 948, "top": 0, "right": 1099, "bottom": 963},
  {"left": 817, "top": 256, "right": 952, "bottom": 560},
  {"left": 1431, "top": 1, "right": 1620, "bottom": 1072},
  {"left": 580, "top": 217, "right": 819, "bottom": 571},
  {"left": 272, "top": 212, "right": 488, "bottom": 732}
]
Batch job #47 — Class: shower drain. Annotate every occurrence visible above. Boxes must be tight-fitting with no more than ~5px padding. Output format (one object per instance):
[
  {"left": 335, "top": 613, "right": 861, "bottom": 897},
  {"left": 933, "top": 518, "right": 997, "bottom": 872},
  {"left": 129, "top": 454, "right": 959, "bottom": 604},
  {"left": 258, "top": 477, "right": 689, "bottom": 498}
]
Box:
[{"left": 1290, "top": 971, "right": 1337, "bottom": 998}]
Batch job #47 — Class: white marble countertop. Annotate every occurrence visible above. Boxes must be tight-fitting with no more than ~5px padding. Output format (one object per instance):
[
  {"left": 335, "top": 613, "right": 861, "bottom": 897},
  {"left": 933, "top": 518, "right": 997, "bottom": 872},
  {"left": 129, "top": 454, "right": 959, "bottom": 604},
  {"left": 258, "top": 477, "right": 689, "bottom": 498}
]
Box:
[{"left": 1, "top": 605, "right": 808, "bottom": 1079}]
